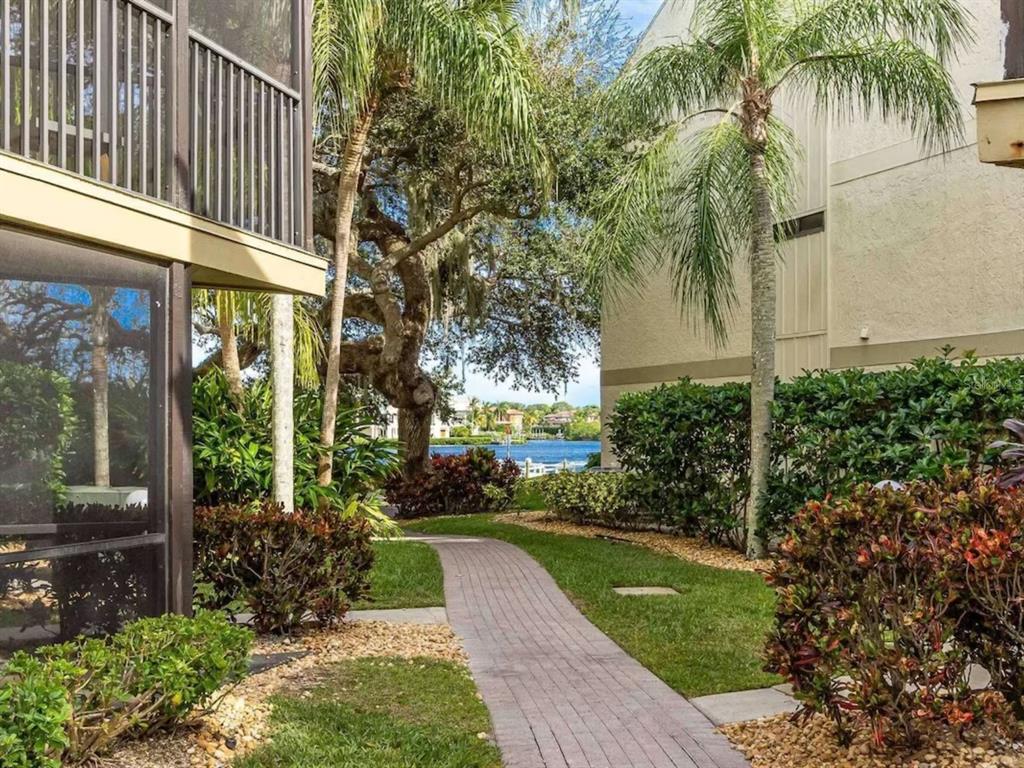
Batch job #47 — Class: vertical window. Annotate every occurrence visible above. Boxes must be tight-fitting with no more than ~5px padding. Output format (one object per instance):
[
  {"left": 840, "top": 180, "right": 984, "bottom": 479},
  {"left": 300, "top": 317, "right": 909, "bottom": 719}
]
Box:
[{"left": 0, "top": 229, "right": 167, "bottom": 656}]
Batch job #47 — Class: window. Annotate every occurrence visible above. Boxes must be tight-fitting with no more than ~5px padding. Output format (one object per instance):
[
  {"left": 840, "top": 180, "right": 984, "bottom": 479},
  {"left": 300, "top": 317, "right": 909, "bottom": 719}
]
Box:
[
  {"left": 189, "top": 0, "right": 297, "bottom": 87},
  {"left": 0, "top": 229, "right": 167, "bottom": 655}
]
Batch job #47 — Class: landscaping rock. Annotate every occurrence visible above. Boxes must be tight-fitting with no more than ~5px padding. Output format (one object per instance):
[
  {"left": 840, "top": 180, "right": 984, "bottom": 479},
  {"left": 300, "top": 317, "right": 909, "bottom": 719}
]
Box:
[
  {"left": 495, "top": 510, "right": 768, "bottom": 572},
  {"left": 723, "top": 713, "right": 1024, "bottom": 768}
]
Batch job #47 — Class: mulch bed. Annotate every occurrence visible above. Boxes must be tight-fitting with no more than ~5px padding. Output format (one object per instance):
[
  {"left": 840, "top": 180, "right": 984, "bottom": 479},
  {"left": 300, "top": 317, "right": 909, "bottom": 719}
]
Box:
[
  {"left": 494, "top": 510, "right": 768, "bottom": 572},
  {"left": 104, "top": 620, "right": 466, "bottom": 768},
  {"left": 723, "top": 713, "right": 1024, "bottom": 768}
]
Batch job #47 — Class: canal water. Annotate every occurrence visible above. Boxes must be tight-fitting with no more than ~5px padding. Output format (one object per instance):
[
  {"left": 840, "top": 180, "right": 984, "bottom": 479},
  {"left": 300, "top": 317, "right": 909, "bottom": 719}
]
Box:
[{"left": 431, "top": 439, "right": 601, "bottom": 469}]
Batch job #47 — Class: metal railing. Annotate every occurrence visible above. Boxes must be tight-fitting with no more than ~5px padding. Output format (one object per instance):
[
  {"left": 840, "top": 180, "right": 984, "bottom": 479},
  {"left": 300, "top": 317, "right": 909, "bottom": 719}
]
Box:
[{"left": 0, "top": 0, "right": 308, "bottom": 248}]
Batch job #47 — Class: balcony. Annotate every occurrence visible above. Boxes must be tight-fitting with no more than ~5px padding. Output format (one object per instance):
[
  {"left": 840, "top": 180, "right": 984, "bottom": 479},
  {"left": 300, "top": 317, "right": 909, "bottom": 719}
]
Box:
[{"left": 0, "top": 0, "right": 310, "bottom": 250}]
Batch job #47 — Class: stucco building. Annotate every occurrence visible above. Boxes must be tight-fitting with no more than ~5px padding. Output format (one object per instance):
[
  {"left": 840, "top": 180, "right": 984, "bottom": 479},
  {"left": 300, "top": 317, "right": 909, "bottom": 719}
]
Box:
[{"left": 601, "top": 0, "right": 1024, "bottom": 464}]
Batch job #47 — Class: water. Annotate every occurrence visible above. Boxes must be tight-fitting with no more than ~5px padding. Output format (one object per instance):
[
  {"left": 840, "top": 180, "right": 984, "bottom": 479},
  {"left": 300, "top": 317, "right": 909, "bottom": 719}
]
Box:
[{"left": 431, "top": 439, "right": 601, "bottom": 470}]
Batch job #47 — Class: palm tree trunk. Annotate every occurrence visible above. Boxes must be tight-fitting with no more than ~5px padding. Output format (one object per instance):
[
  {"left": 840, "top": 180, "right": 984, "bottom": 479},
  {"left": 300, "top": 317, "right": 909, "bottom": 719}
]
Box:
[
  {"left": 217, "top": 296, "right": 244, "bottom": 404},
  {"left": 318, "top": 106, "right": 376, "bottom": 486},
  {"left": 746, "top": 147, "right": 775, "bottom": 559},
  {"left": 271, "top": 294, "right": 295, "bottom": 512},
  {"left": 90, "top": 287, "right": 115, "bottom": 487}
]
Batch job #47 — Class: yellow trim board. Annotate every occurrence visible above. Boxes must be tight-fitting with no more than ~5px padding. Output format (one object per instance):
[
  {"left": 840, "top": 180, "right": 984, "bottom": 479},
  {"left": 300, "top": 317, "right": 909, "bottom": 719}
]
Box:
[{"left": 0, "top": 152, "right": 326, "bottom": 296}]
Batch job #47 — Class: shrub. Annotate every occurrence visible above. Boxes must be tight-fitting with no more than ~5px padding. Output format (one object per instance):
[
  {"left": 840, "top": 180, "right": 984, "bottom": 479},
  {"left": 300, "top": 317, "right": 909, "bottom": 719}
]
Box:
[
  {"left": 539, "top": 471, "right": 641, "bottom": 527},
  {"left": 611, "top": 354, "right": 1024, "bottom": 547},
  {"left": 192, "top": 370, "right": 399, "bottom": 512},
  {"left": 0, "top": 655, "right": 70, "bottom": 768},
  {"left": 387, "top": 448, "right": 520, "bottom": 518},
  {"left": 0, "top": 612, "right": 250, "bottom": 765},
  {"left": 765, "top": 472, "right": 1024, "bottom": 746},
  {"left": 193, "top": 502, "right": 374, "bottom": 634}
]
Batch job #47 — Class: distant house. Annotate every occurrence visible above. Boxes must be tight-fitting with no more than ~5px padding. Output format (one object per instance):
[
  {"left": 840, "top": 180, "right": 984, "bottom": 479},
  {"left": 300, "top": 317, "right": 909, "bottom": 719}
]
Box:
[
  {"left": 431, "top": 396, "right": 478, "bottom": 439},
  {"left": 542, "top": 411, "right": 575, "bottom": 427},
  {"left": 497, "top": 409, "right": 525, "bottom": 434}
]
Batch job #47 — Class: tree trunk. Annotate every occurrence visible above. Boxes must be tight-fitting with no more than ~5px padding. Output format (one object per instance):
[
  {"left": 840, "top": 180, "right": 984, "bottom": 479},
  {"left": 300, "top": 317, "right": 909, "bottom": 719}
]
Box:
[
  {"left": 271, "top": 294, "right": 295, "bottom": 513},
  {"left": 217, "top": 294, "right": 244, "bottom": 404},
  {"left": 318, "top": 106, "right": 376, "bottom": 486},
  {"left": 90, "top": 287, "right": 115, "bottom": 487},
  {"left": 398, "top": 405, "right": 434, "bottom": 479},
  {"left": 746, "top": 146, "right": 776, "bottom": 560}
]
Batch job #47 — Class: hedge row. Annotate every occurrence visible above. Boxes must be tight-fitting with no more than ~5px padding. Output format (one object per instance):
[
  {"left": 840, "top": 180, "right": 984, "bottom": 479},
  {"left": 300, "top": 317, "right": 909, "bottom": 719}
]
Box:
[{"left": 609, "top": 355, "right": 1024, "bottom": 546}]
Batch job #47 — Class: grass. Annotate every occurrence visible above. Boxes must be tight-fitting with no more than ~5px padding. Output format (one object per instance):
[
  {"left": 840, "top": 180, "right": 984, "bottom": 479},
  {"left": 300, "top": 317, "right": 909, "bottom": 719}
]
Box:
[
  {"left": 406, "top": 515, "right": 779, "bottom": 697},
  {"left": 235, "top": 657, "right": 500, "bottom": 768},
  {"left": 352, "top": 541, "right": 445, "bottom": 610}
]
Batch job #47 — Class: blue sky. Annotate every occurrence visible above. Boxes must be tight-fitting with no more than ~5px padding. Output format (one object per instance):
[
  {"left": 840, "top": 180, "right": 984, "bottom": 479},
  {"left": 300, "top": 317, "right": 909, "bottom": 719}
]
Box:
[{"left": 459, "top": 0, "right": 663, "bottom": 407}]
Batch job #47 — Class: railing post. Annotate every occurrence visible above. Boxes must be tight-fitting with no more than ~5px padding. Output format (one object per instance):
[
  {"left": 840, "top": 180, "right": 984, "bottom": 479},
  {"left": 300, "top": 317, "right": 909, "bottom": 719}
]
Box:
[{"left": 171, "top": 0, "right": 191, "bottom": 211}]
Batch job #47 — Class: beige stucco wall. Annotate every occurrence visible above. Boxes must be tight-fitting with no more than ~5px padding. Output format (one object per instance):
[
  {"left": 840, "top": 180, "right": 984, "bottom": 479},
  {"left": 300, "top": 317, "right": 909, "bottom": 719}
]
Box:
[{"left": 600, "top": 1, "right": 1024, "bottom": 466}]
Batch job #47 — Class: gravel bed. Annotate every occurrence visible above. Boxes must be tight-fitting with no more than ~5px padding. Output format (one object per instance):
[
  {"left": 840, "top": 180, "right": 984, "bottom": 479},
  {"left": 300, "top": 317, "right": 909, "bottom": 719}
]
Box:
[
  {"left": 494, "top": 510, "right": 768, "bottom": 572},
  {"left": 723, "top": 713, "right": 1024, "bottom": 768},
  {"left": 104, "top": 620, "right": 466, "bottom": 768}
]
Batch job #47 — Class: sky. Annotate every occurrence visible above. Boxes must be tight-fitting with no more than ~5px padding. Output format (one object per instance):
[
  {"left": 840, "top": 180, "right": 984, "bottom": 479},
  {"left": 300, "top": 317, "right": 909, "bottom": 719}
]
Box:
[{"left": 459, "top": 0, "right": 664, "bottom": 407}]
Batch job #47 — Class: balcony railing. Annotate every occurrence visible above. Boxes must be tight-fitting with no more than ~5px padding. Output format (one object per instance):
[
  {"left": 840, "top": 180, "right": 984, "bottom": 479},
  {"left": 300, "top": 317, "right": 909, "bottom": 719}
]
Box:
[{"left": 0, "top": 0, "right": 308, "bottom": 249}]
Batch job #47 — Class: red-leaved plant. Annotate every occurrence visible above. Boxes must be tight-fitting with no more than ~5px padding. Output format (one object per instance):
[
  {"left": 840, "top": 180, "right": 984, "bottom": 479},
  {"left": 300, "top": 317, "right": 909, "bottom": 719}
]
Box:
[
  {"left": 765, "top": 471, "right": 1024, "bottom": 747},
  {"left": 387, "top": 448, "right": 520, "bottom": 518}
]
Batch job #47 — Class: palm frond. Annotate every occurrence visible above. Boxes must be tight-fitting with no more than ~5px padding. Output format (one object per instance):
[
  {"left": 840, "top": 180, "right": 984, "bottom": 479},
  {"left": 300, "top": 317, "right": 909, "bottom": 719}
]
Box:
[
  {"left": 584, "top": 125, "right": 679, "bottom": 303},
  {"left": 661, "top": 118, "right": 750, "bottom": 344},
  {"left": 771, "top": 0, "right": 973, "bottom": 70},
  {"left": 785, "top": 38, "right": 964, "bottom": 154},
  {"left": 312, "top": 0, "right": 384, "bottom": 146},
  {"left": 605, "top": 41, "right": 735, "bottom": 132}
]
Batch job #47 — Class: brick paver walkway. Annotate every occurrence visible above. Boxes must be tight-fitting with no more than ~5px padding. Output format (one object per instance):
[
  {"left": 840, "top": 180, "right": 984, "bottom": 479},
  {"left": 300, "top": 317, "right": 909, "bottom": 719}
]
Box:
[{"left": 418, "top": 534, "right": 751, "bottom": 768}]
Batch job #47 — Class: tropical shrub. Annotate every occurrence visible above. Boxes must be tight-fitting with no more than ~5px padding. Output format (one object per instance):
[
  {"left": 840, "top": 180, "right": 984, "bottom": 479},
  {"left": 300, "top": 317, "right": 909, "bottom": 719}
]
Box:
[
  {"left": 193, "top": 502, "right": 374, "bottom": 633},
  {"left": 611, "top": 354, "right": 1024, "bottom": 546},
  {"left": 192, "top": 370, "right": 399, "bottom": 512},
  {"left": 387, "top": 448, "right": 520, "bottom": 518},
  {"left": 765, "top": 472, "right": 1024, "bottom": 746},
  {"left": 539, "top": 471, "right": 641, "bottom": 527},
  {"left": 0, "top": 612, "right": 250, "bottom": 766}
]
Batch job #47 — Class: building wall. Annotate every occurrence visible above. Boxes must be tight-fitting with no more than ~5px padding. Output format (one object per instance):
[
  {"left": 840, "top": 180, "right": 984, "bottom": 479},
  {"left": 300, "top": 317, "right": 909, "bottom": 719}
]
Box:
[{"left": 600, "top": 1, "right": 1024, "bottom": 465}]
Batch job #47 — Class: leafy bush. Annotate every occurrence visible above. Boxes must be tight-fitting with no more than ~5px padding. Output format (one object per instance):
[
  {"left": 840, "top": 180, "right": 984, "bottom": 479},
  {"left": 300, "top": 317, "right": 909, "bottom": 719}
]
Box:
[
  {"left": 192, "top": 370, "right": 399, "bottom": 512},
  {"left": 564, "top": 419, "right": 601, "bottom": 441},
  {"left": 765, "top": 472, "right": 1024, "bottom": 746},
  {"left": 387, "top": 448, "right": 520, "bottom": 518},
  {"left": 611, "top": 354, "right": 1024, "bottom": 547},
  {"left": 0, "top": 612, "right": 250, "bottom": 765},
  {"left": 539, "top": 471, "right": 641, "bottom": 527},
  {"left": 193, "top": 502, "right": 375, "bottom": 634},
  {"left": 0, "top": 655, "right": 70, "bottom": 768}
]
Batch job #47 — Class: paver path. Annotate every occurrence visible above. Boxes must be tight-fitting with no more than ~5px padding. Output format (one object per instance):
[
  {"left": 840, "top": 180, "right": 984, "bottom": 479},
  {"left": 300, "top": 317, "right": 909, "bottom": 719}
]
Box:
[{"left": 416, "top": 534, "right": 751, "bottom": 768}]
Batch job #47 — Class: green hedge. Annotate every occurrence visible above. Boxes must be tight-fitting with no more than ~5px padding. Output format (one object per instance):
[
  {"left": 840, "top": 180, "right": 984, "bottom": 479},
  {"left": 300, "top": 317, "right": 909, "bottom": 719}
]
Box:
[
  {"left": 0, "top": 612, "right": 250, "bottom": 767},
  {"left": 610, "top": 355, "right": 1024, "bottom": 547}
]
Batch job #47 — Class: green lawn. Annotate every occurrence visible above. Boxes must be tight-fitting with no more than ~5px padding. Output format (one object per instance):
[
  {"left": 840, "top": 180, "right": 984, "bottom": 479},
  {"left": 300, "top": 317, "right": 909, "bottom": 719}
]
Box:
[
  {"left": 352, "top": 541, "right": 445, "bottom": 610},
  {"left": 235, "top": 657, "right": 500, "bottom": 768},
  {"left": 406, "top": 515, "right": 779, "bottom": 697}
]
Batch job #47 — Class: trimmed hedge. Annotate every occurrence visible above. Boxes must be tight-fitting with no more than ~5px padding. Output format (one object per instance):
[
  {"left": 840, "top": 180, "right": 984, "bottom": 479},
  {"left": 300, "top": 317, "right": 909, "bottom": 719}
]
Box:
[
  {"left": 766, "top": 472, "right": 1024, "bottom": 746},
  {"left": 0, "top": 612, "right": 251, "bottom": 766},
  {"left": 194, "top": 502, "right": 375, "bottom": 634},
  {"left": 610, "top": 355, "right": 1024, "bottom": 546},
  {"left": 539, "top": 471, "right": 641, "bottom": 527}
]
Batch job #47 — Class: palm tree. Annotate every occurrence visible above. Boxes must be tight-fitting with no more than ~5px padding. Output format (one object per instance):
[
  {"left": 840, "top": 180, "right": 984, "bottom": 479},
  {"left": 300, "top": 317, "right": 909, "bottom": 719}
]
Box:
[
  {"left": 311, "top": 0, "right": 549, "bottom": 486},
  {"left": 589, "top": 0, "right": 969, "bottom": 557}
]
